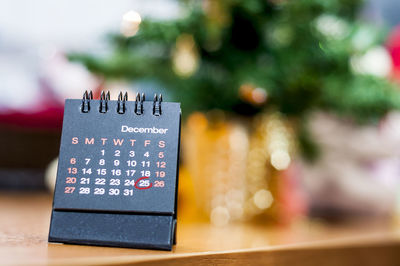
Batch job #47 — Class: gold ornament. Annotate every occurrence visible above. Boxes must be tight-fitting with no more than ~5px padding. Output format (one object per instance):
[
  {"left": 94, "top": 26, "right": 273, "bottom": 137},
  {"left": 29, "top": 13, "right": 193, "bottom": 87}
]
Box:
[
  {"left": 239, "top": 84, "right": 268, "bottom": 106},
  {"left": 172, "top": 34, "right": 199, "bottom": 78},
  {"left": 183, "top": 112, "right": 249, "bottom": 226},
  {"left": 182, "top": 111, "right": 296, "bottom": 226},
  {"left": 244, "top": 112, "right": 296, "bottom": 222},
  {"left": 202, "top": 0, "right": 231, "bottom": 51}
]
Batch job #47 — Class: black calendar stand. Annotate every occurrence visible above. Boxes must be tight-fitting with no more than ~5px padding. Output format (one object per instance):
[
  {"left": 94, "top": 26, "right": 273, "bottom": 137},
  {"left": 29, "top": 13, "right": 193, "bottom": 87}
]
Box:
[{"left": 49, "top": 92, "right": 181, "bottom": 250}]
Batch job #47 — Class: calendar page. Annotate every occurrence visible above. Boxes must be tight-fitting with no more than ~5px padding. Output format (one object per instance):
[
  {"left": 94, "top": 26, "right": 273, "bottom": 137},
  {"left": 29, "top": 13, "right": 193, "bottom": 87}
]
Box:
[{"left": 53, "top": 98, "right": 181, "bottom": 215}]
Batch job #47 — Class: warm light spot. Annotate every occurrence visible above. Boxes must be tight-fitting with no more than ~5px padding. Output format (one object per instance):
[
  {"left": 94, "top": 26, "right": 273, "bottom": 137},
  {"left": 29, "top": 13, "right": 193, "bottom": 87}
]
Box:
[
  {"left": 315, "top": 14, "right": 349, "bottom": 40},
  {"left": 187, "top": 112, "right": 208, "bottom": 130},
  {"left": 210, "top": 206, "right": 230, "bottom": 226},
  {"left": 121, "top": 10, "right": 142, "bottom": 37},
  {"left": 251, "top": 88, "right": 268, "bottom": 104},
  {"left": 350, "top": 46, "right": 392, "bottom": 77},
  {"left": 270, "top": 150, "right": 291, "bottom": 170},
  {"left": 253, "top": 189, "right": 273, "bottom": 210}
]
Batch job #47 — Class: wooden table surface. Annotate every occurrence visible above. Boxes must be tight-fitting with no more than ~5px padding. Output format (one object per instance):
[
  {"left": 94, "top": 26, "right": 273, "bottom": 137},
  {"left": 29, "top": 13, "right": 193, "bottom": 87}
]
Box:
[{"left": 1, "top": 192, "right": 400, "bottom": 266}]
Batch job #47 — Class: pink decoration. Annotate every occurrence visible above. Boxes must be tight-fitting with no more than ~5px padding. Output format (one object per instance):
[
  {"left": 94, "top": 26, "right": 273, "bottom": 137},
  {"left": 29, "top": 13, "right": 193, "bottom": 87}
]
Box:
[{"left": 386, "top": 25, "right": 400, "bottom": 81}]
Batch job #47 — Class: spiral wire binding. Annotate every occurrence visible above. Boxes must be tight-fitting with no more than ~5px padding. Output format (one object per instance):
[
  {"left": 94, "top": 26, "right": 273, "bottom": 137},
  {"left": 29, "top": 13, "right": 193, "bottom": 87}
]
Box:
[
  {"left": 99, "top": 90, "right": 110, "bottom": 113},
  {"left": 81, "top": 91, "right": 163, "bottom": 116},
  {"left": 153, "top": 94, "right": 162, "bottom": 116},
  {"left": 117, "top": 92, "right": 128, "bottom": 114},
  {"left": 81, "top": 90, "right": 93, "bottom": 113},
  {"left": 135, "top": 92, "right": 145, "bottom": 115}
]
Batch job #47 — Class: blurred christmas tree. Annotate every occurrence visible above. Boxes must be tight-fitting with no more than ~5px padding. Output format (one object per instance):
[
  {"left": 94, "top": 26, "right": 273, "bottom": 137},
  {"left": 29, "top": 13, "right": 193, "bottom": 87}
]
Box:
[{"left": 70, "top": 0, "right": 400, "bottom": 159}]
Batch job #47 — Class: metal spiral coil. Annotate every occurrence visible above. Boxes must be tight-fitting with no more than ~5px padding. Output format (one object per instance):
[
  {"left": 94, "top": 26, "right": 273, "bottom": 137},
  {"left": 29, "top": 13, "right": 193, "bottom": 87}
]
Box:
[
  {"left": 117, "top": 91, "right": 128, "bottom": 114},
  {"left": 153, "top": 94, "right": 162, "bottom": 116},
  {"left": 99, "top": 90, "right": 110, "bottom": 113},
  {"left": 135, "top": 92, "right": 145, "bottom": 115},
  {"left": 81, "top": 90, "right": 93, "bottom": 113}
]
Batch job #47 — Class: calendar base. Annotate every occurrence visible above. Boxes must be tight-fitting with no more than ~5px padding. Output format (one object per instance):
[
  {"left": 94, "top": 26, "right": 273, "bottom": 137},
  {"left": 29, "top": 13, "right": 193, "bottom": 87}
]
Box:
[{"left": 48, "top": 211, "right": 176, "bottom": 250}]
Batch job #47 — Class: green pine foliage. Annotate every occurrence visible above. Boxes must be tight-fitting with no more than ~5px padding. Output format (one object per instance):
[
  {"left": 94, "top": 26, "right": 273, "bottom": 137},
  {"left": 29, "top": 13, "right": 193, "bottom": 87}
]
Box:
[{"left": 69, "top": 0, "right": 400, "bottom": 157}]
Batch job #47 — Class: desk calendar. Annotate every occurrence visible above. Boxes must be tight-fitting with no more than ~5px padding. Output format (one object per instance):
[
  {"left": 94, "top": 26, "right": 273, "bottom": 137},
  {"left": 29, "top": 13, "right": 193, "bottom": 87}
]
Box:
[{"left": 49, "top": 91, "right": 181, "bottom": 250}]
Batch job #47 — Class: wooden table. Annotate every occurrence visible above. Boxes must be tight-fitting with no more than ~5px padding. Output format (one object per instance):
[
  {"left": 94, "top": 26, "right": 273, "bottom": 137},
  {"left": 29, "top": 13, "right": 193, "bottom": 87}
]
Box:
[{"left": 1, "top": 192, "right": 399, "bottom": 265}]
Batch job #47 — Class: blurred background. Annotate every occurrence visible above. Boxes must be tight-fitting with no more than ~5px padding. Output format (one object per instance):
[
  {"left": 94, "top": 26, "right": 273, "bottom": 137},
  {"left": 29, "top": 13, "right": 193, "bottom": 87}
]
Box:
[{"left": 2, "top": 0, "right": 400, "bottom": 227}]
